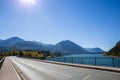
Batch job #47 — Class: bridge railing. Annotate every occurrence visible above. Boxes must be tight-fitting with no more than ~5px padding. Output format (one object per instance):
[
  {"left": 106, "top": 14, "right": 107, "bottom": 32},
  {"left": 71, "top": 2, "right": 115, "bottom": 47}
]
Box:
[
  {"left": 46, "top": 57, "right": 120, "bottom": 68},
  {"left": 0, "top": 57, "right": 5, "bottom": 69}
]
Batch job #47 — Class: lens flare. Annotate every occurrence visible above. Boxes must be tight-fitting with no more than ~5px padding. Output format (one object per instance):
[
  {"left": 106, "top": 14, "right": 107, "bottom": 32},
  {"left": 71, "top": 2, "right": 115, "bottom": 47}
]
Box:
[
  {"left": 21, "top": 0, "right": 37, "bottom": 6},
  {"left": 14, "top": 0, "right": 42, "bottom": 11}
]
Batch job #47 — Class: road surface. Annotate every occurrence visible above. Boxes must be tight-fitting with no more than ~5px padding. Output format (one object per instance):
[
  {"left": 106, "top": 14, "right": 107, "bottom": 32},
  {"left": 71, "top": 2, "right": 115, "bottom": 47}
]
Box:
[
  {"left": 0, "top": 58, "right": 21, "bottom": 80},
  {"left": 9, "top": 57, "right": 120, "bottom": 80}
]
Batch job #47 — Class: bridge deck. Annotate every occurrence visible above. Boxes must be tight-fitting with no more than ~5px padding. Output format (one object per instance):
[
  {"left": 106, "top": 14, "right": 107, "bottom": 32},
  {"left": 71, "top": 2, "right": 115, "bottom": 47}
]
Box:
[{"left": 0, "top": 57, "right": 120, "bottom": 80}]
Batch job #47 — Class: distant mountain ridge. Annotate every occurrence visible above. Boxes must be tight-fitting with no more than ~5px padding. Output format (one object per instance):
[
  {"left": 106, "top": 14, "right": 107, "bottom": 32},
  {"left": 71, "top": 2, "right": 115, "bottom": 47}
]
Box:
[
  {"left": 32, "top": 41, "right": 53, "bottom": 48},
  {"left": 0, "top": 37, "right": 102, "bottom": 54},
  {"left": 14, "top": 41, "right": 48, "bottom": 50},
  {"left": 0, "top": 39, "right": 3, "bottom": 42},
  {"left": 0, "top": 37, "right": 25, "bottom": 47},
  {"left": 85, "top": 48, "right": 104, "bottom": 53},
  {"left": 0, "top": 47, "right": 14, "bottom": 52}
]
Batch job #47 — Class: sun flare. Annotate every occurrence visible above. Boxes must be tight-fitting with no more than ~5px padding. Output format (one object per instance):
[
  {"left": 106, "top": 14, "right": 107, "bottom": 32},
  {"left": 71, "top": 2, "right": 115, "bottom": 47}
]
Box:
[
  {"left": 15, "top": 0, "right": 42, "bottom": 11},
  {"left": 20, "top": 0, "right": 37, "bottom": 6}
]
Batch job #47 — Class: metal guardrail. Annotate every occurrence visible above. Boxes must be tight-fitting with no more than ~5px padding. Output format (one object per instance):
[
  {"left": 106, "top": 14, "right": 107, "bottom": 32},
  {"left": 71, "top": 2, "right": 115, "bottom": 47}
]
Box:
[
  {"left": 46, "top": 57, "right": 120, "bottom": 68},
  {"left": 0, "top": 57, "right": 5, "bottom": 69}
]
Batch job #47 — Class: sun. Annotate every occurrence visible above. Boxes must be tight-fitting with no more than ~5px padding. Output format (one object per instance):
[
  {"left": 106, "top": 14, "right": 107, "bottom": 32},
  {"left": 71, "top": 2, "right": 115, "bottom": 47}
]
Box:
[
  {"left": 15, "top": 0, "right": 42, "bottom": 10},
  {"left": 20, "top": 0, "right": 37, "bottom": 6}
]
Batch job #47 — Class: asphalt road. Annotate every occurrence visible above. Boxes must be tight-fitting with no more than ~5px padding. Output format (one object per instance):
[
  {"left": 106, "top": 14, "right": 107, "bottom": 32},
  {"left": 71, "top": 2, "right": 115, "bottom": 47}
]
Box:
[
  {"left": 0, "top": 58, "right": 20, "bottom": 80},
  {"left": 9, "top": 57, "right": 120, "bottom": 80}
]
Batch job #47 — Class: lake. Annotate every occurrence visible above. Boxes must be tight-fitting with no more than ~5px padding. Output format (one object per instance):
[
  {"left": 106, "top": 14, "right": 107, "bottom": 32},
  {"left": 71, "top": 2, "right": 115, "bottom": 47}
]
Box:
[
  {"left": 47, "top": 54, "right": 120, "bottom": 68},
  {"left": 63, "top": 54, "right": 104, "bottom": 57}
]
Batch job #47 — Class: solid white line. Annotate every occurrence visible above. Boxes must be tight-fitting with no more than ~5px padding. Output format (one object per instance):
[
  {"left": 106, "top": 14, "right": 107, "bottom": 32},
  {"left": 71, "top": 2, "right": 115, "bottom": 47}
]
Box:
[
  {"left": 82, "top": 75, "right": 91, "bottom": 80},
  {"left": 52, "top": 70, "right": 73, "bottom": 77},
  {"left": 10, "top": 61, "right": 21, "bottom": 80},
  {"left": 9, "top": 58, "right": 26, "bottom": 80}
]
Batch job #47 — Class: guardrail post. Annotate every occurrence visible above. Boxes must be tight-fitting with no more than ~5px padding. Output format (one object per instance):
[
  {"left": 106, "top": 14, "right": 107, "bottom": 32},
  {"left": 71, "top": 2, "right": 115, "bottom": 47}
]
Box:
[
  {"left": 57, "top": 57, "right": 59, "bottom": 62},
  {"left": 64, "top": 57, "right": 66, "bottom": 62},
  {"left": 94, "top": 57, "right": 96, "bottom": 66},
  {"left": 82, "top": 57, "right": 83, "bottom": 64},
  {"left": 53, "top": 57, "right": 54, "bottom": 61},
  {"left": 112, "top": 57, "right": 115, "bottom": 67},
  {"left": 71, "top": 57, "right": 73, "bottom": 63},
  {"left": 63, "top": 57, "right": 64, "bottom": 62}
]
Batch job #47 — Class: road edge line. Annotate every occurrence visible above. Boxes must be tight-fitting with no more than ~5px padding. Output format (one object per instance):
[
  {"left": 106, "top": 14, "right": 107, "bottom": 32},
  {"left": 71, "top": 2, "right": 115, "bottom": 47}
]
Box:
[
  {"left": 10, "top": 60, "right": 26, "bottom": 80},
  {"left": 10, "top": 62, "right": 21, "bottom": 80}
]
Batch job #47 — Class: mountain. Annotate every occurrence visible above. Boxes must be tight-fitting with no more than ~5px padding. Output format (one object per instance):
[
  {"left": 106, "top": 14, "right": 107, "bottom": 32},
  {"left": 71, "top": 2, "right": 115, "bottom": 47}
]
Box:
[
  {"left": 13, "top": 41, "right": 48, "bottom": 50},
  {"left": 52, "top": 40, "right": 89, "bottom": 54},
  {"left": 0, "top": 39, "right": 3, "bottom": 43},
  {"left": 106, "top": 41, "right": 120, "bottom": 56},
  {"left": 1, "top": 37, "right": 104, "bottom": 54},
  {"left": 0, "top": 37, "right": 25, "bottom": 47},
  {"left": 117, "top": 41, "right": 120, "bottom": 45},
  {"left": 32, "top": 41, "right": 53, "bottom": 48},
  {"left": 85, "top": 47, "right": 104, "bottom": 53},
  {"left": 0, "top": 47, "right": 14, "bottom": 52}
]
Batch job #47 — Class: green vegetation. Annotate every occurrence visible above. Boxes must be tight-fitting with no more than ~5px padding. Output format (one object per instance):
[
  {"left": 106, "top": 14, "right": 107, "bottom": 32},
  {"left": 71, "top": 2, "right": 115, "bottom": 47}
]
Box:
[
  {"left": 0, "top": 50, "right": 63, "bottom": 59},
  {"left": 104, "top": 41, "right": 120, "bottom": 57},
  {"left": 104, "top": 52, "right": 120, "bottom": 57},
  {"left": 0, "top": 56, "right": 3, "bottom": 60}
]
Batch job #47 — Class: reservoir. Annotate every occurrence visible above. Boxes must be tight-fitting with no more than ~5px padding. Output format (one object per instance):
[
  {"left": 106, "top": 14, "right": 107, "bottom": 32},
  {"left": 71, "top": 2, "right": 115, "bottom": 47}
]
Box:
[{"left": 48, "top": 54, "right": 120, "bottom": 68}]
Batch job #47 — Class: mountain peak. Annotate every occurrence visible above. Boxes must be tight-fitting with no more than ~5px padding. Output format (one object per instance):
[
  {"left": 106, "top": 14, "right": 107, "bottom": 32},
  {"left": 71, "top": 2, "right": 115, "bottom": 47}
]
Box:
[
  {"left": 52, "top": 40, "right": 89, "bottom": 54},
  {"left": 57, "top": 40, "right": 77, "bottom": 45},
  {"left": 7, "top": 37, "right": 24, "bottom": 40},
  {"left": 0, "top": 37, "right": 25, "bottom": 47},
  {"left": 62, "top": 40, "right": 72, "bottom": 42}
]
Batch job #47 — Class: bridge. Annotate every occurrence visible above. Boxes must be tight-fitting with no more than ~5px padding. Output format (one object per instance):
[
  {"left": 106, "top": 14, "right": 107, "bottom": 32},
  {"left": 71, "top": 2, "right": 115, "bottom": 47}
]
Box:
[{"left": 0, "top": 57, "right": 120, "bottom": 80}]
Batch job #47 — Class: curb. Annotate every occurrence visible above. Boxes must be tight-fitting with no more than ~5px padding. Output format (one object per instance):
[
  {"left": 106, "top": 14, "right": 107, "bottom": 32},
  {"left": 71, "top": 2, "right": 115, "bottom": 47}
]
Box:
[{"left": 41, "top": 60, "right": 120, "bottom": 73}]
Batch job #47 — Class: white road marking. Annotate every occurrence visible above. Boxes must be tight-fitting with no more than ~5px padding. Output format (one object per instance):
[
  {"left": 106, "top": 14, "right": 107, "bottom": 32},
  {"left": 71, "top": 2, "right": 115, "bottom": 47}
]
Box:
[
  {"left": 52, "top": 70, "right": 73, "bottom": 77},
  {"left": 10, "top": 61, "right": 21, "bottom": 80},
  {"left": 82, "top": 75, "right": 91, "bottom": 80}
]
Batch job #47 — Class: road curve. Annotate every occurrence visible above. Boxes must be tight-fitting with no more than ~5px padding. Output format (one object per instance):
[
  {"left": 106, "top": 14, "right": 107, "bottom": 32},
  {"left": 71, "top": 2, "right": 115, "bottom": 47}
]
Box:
[{"left": 9, "top": 57, "right": 120, "bottom": 80}]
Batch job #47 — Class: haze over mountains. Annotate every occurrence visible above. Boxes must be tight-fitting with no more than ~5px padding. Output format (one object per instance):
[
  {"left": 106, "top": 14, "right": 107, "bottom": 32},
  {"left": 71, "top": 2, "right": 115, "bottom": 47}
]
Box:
[
  {"left": 85, "top": 48, "right": 104, "bottom": 53},
  {"left": 0, "top": 40, "right": 3, "bottom": 43},
  {"left": 14, "top": 41, "right": 48, "bottom": 51},
  {"left": 0, "top": 37, "right": 104, "bottom": 54},
  {"left": 51, "top": 40, "right": 89, "bottom": 54},
  {"left": 0, "top": 37, "right": 24, "bottom": 47}
]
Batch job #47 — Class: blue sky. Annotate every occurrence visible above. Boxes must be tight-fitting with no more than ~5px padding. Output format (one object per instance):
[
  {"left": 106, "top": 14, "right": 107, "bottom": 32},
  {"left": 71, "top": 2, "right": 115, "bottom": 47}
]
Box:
[{"left": 0, "top": 0, "right": 120, "bottom": 51}]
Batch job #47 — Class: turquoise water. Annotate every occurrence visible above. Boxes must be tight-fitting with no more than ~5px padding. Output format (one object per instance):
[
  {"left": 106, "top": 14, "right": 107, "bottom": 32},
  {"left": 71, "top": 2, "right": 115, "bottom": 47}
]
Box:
[
  {"left": 47, "top": 54, "right": 120, "bottom": 68},
  {"left": 63, "top": 54, "right": 104, "bottom": 57}
]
